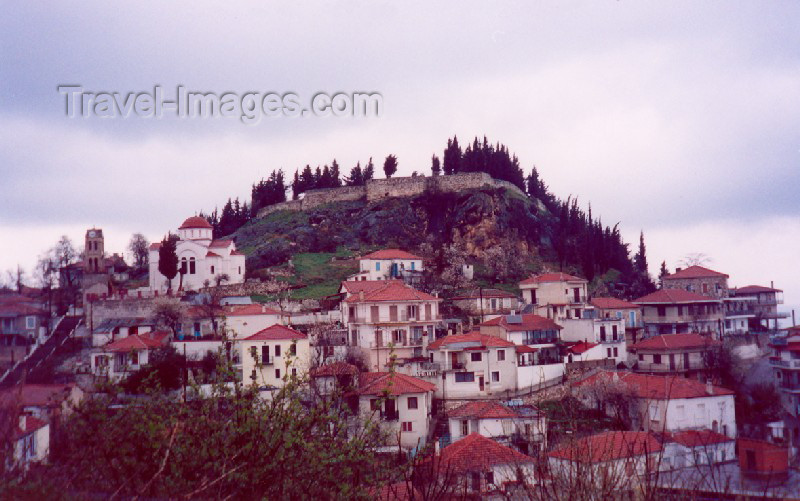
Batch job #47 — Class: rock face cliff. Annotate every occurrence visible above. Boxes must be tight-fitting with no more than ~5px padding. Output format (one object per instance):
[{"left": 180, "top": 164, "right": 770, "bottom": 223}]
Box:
[{"left": 234, "top": 186, "right": 552, "bottom": 271}]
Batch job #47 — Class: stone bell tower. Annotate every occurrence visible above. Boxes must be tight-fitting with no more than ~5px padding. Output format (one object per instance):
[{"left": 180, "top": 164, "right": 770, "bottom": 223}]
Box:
[{"left": 84, "top": 228, "right": 105, "bottom": 274}]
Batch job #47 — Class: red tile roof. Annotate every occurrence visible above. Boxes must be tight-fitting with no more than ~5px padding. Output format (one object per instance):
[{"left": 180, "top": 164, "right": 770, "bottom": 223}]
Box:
[
  {"left": 209, "top": 239, "right": 233, "bottom": 248},
  {"left": 591, "top": 297, "right": 640, "bottom": 310},
  {"left": 669, "top": 430, "right": 733, "bottom": 448},
  {"left": 103, "top": 332, "right": 169, "bottom": 352},
  {"left": 630, "top": 333, "right": 718, "bottom": 351},
  {"left": 664, "top": 266, "right": 729, "bottom": 280},
  {"left": 311, "top": 361, "right": 359, "bottom": 378},
  {"left": 340, "top": 280, "right": 403, "bottom": 294},
  {"left": 439, "top": 433, "right": 534, "bottom": 473},
  {"left": 149, "top": 242, "right": 162, "bottom": 250},
  {"left": 206, "top": 251, "right": 221, "bottom": 258},
  {"left": 427, "top": 332, "right": 515, "bottom": 350},
  {"left": 243, "top": 324, "right": 307, "bottom": 341},
  {"left": 735, "top": 285, "right": 783, "bottom": 294},
  {"left": 357, "top": 372, "right": 435, "bottom": 396},
  {"left": 448, "top": 401, "right": 519, "bottom": 419},
  {"left": 479, "top": 313, "right": 562, "bottom": 332},
  {"left": 361, "top": 249, "right": 422, "bottom": 260},
  {"left": 14, "top": 415, "right": 48, "bottom": 440},
  {"left": 515, "top": 345, "right": 539, "bottom": 354},
  {"left": 577, "top": 371, "right": 735, "bottom": 400},
  {"left": 452, "top": 288, "right": 517, "bottom": 300},
  {"left": 520, "top": 272, "right": 585, "bottom": 285},
  {"left": 549, "top": 431, "right": 662, "bottom": 463},
  {"left": 343, "top": 282, "right": 438, "bottom": 303},
  {"left": 633, "top": 289, "right": 719, "bottom": 304},
  {"left": 179, "top": 216, "right": 213, "bottom": 230},
  {"left": 224, "top": 304, "right": 282, "bottom": 316},
  {"left": 565, "top": 341, "right": 597, "bottom": 355}
]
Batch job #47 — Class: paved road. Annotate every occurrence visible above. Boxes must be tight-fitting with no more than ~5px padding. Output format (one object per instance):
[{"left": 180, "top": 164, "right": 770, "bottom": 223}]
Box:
[{"left": 0, "top": 316, "right": 81, "bottom": 389}]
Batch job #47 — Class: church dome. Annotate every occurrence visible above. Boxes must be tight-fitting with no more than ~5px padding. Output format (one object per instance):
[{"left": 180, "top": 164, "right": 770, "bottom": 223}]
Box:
[{"left": 179, "top": 216, "right": 213, "bottom": 230}]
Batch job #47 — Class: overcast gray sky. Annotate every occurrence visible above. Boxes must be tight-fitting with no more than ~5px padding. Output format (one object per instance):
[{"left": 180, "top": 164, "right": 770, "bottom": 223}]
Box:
[{"left": 1, "top": 1, "right": 798, "bottom": 318}]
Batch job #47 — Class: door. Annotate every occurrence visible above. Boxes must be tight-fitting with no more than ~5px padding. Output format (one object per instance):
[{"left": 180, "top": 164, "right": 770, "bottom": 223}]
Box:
[
  {"left": 478, "top": 376, "right": 485, "bottom": 392},
  {"left": 684, "top": 352, "right": 690, "bottom": 370},
  {"left": 450, "top": 352, "right": 459, "bottom": 369},
  {"left": 385, "top": 399, "right": 397, "bottom": 420},
  {"left": 669, "top": 354, "right": 676, "bottom": 371}
]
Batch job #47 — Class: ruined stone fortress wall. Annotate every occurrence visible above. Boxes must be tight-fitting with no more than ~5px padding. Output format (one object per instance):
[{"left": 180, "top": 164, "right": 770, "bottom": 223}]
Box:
[{"left": 257, "top": 172, "right": 526, "bottom": 218}]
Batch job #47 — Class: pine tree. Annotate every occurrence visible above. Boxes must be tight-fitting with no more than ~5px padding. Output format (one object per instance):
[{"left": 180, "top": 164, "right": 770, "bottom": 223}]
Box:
[
  {"left": 329, "top": 159, "right": 341, "bottom": 187},
  {"left": 345, "top": 162, "right": 364, "bottom": 186},
  {"left": 383, "top": 154, "right": 398, "bottom": 178},
  {"left": 431, "top": 154, "right": 441, "bottom": 176},
  {"left": 443, "top": 136, "right": 461, "bottom": 175},
  {"left": 658, "top": 261, "right": 669, "bottom": 288},
  {"left": 363, "top": 157, "right": 375, "bottom": 181}
]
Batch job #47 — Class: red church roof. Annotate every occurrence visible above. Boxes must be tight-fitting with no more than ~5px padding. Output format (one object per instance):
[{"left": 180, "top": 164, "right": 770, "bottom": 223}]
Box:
[{"left": 179, "top": 216, "right": 213, "bottom": 230}]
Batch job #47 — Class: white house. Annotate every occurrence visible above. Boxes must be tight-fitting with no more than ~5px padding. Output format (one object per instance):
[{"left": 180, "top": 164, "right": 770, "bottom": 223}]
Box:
[
  {"left": 451, "top": 288, "right": 520, "bottom": 321},
  {"left": 91, "top": 331, "right": 169, "bottom": 380},
  {"left": 240, "top": 324, "right": 310, "bottom": 389},
  {"left": 223, "top": 304, "right": 285, "bottom": 340},
  {"left": 148, "top": 216, "right": 246, "bottom": 292},
  {"left": 548, "top": 431, "right": 663, "bottom": 492},
  {"left": 447, "top": 400, "right": 547, "bottom": 455},
  {"left": 518, "top": 272, "right": 590, "bottom": 320},
  {"left": 341, "top": 281, "right": 441, "bottom": 371},
  {"left": 577, "top": 370, "right": 737, "bottom": 437},
  {"left": 437, "top": 433, "right": 537, "bottom": 495},
  {"left": 558, "top": 316, "right": 627, "bottom": 365},
  {"left": 354, "top": 249, "right": 423, "bottom": 281},
  {"left": 357, "top": 372, "right": 435, "bottom": 450},
  {"left": 427, "top": 332, "right": 517, "bottom": 399},
  {"left": 12, "top": 415, "right": 50, "bottom": 469},
  {"left": 661, "top": 430, "right": 735, "bottom": 470}
]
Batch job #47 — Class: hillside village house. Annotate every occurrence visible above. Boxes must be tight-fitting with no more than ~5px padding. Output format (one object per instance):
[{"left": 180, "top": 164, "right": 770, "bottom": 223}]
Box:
[
  {"left": 518, "top": 272, "right": 590, "bottom": 320},
  {"left": 629, "top": 333, "right": 719, "bottom": 380},
  {"left": 662, "top": 265, "right": 730, "bottom": 299},
  {"left": 577, "top": 371, "right": 737, "bottom": 437},
  {"left": 353, "top": 249, "right": 423, "bottom": 282},
  {"left": 310, "top": 361, "right": 359, "bottom": 398},
  {"left": 633, "top": 289, "right": 724, "bottom": 339},
  {"left": 341, "top": 281, "right": 441, "bottom": 371},
  {"left": 223, "top": 304, "right": 284, "bottom": 339},
  {"left": 548, "top": 431, "right": 663, "bottom": 492},
  {"left": 770, "top": 327, "right": 800, "bottom": 418},
  {"left": 661, "top": 430, "right": 735, "bottom": 470},
  {"left": 479, "top": 314, "right": 562, "bottom": 364},
  {"left": 0, "top": 383, "right": 84, "bottom": 423},
  {"left": 446, "top": 401, "right": 547, "bottom": 455},
  {"left": 240, "top": 325, "right": 309, "bottom": 389},
  {"left": 0, "top": 294, "right": 48, "bottom": 347},
  {"left": 91, "top": 331, "right": 169, "bottom": 380},
  {"left": 451, "top": 289, "right": 520, "bottom": 322},
  {"left": 356, "top": 372, "right": 435, "bottom": 450},
  {"left": 426, "top": 333, "right": 517, "bottom": 399},
  {"left": 148, "top": 216, "right": 246, "bottom": 292},
  {"left": 559, "top": 315, "right": 627, "bottom": 365},
  {"left": 731, "top": 285, "right": 789, "bottom": 330},
  {"left": 591, "top": 297, "right": 644, "bottom": 343},
  {"left": 435, "top": 433, "right": 536, "bottom": 495},
  {"left": 13, "top": 415, "right": 50, "bottom": 470}
]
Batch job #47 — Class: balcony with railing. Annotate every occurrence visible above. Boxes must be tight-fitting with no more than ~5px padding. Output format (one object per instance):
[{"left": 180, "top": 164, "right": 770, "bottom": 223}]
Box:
[{"left": 349, "top": 312, "right": 442, "bottom": 325}]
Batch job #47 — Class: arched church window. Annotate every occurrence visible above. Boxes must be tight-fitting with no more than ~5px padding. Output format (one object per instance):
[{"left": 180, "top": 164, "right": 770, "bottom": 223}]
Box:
[
  {"left": 180, "top": 257, "right": 187, "bottom": 275},
  {"left": 189, "top": 257, "right": 196, "bottom": 274}
]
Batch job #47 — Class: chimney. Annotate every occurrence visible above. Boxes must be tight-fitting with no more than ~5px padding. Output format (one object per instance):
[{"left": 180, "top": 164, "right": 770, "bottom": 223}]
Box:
[
  {"left": 359, "top": 290, "right": 365, "bottom": 302},
  {"left": 675, "top": 267, "right": 682, "bottom": 273},
  {"left": 434, "top": 439, "right": 440, "bottom": 456},
  {"left": 771, "top": 280, "right": 774, "bottom": 289},
  {"left": 706, "top": 379, "right": 714, "bottom": 395}
]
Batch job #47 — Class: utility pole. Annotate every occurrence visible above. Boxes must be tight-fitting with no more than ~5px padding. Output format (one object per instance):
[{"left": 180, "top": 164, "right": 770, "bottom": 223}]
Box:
[{"left": 479, "top": 287, "right": 484, "bottom": 324}]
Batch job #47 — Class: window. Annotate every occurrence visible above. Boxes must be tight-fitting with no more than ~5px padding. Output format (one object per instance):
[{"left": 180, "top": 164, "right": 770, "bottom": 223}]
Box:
[
  {"left": 470, "top": 352, "right": 482, "bottom": 362},
  {"left": 657, "top": 306, "right": 666, "bottom": 317},
  {"left": 407, "top": 396, "right": 418, "bottom": 410},
  {"left": 471, "top": 472, "right": 481, "bottom": 491},
  {"left": 653, "top": 354, "right": 662, "bottom": 364},
  {"left": 291, "top": 368, "right": 297, "bottom": 377},
  {"left": 238, "top": 266, "right": 241, "bottom": 275},
  {"left": 275, "top": 345, "right": 281, "bottom": 357},
  {"left": 491, "top": 371, "right": 500, "bottom": 383},
  {"left": 600, "top": 326, "right": 606, "bottom": 342},
  {"left": 461, "top": 420, "right": 469, "bottom": 436},
  {"left": 612, "top": 325, "right": 618, "bottom": 339},
  {"left": 613, "top": 347, "right": 618, "bottom": 357},
  {"left": 702, "top": 283, "right": 708, "bottom": 294},
  {"left": 210, "top": 265, "right": 215, "bottom": 274},
  {"left": 497, "top": 349, "right": 505, "bottom": 361},
  {"left": 376, "top": 262, "right": 381, "bottom": 271},
  {"left": 485, "top": 471, "right": 494, "bottom": 487},
  {"left": 289, "top": 344, "right": 296, "bottom": 356},
  {"left": 638, "top": 354, "right": 644, "bottom": 361},
  {"left": 607, "top": 348, "right": 612, "bottom": 358},
  {"left": 189, "top": 257, "right": 196, "bottom": 274},
  {"left": 401, "top": 421, "right": 413, "bottom": 432},
  {"left": 455, "top": 372, "right": 475, "bottom": 383},
  {"left": 370, "top": 305, "right": 380, "bottom": 322},
  {"left": 260, "top": 345, "right": 269, "bottom": 364},
  {"left": 25, "top": 316, "right": 35, "bottom": 329},
  {"left": 180, "top": 257, "right": 187, "bottom": 274},
  {"left": 275, "top": 368, "right": 281, "bottom": 379},
  {"left": 411, "top": 261, "right": 416, "bottom": 270}
]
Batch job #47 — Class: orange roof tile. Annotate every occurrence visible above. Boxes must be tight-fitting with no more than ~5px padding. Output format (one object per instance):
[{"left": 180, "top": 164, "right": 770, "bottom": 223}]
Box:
[
  {"left": 427, "top": 332, "right": 515, "bottom": 350},
  {"left": 591, "top": 297, "right": 640, "bottom": 309},
  {"left": 448, "top": 401, "right": 519, "bottom": 419},
  {"left": 633, "top": 289, "right": 719, "bottom": 304},
  {"left": 103, "top": 332, "right": 169, "bottom": 352},
  {"left": 340, "top": 280, "right": 403, "bottom": 294},
  {"left": 670, "top": 430, "right": 733, "bottom": 448},
  {"left": 361, "top": 249, "right": 422, "bottom": 260},
  {"left": 439, "top": 433, "right": 534, "bottom": 473},
  {"left": 735, "top": 285, "right": 783, "bottom": 294},
  {"left": 311, "top": 361, "right": 359, "bottom": 378},
  {"left": 357, "top": 372, "right": 435, "bottom": 396},
  {"left": 209, "top": 239, "right": 233, "bottom": 248},
  {"left": 479, "top": 313, "right": 562, "bottom": 332},
  {"left": 343, "top": 282, "right": 438, "bottom": 303},
  {"left": 577, "top": 370, "right": 735, "bottom": 400},
  {"left": 565, "top": 341, "right": 597, "bottom": 355},
  {"left": 179, "top": 216, "right": 212, "bottom": 230},
  {"left": 630, "top": 333, "right": 718, "bottom": 351},
  {"left": 520, "top": 272, "right": 585, "bottom": 285},
  {"left": 664, "top": 266, "right": 728, "bottom": 280},
  {"left": 549, "top": 431, "right": 662, "bottom": 462},
  {"left": 243, "top": 324, "right": 306, "bottom": 341}
]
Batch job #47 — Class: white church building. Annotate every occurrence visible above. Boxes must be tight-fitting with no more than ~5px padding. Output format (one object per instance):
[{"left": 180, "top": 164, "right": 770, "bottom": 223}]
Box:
[{"left": 148, "top": 216, "right": 246, "bottom": 292}]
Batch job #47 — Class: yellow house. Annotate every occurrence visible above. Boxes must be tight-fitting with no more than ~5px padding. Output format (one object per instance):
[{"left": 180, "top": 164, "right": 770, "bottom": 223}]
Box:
[{"left": 240, "top": 324, "right": 309, "bottom": 388}]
